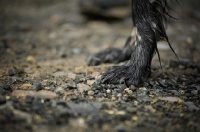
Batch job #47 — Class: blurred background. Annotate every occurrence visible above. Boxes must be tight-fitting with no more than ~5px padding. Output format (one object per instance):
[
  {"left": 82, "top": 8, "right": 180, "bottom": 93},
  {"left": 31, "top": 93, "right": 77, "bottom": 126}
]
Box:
[{"left": 0, "top": 0, "right": 200, "bottom": 72}]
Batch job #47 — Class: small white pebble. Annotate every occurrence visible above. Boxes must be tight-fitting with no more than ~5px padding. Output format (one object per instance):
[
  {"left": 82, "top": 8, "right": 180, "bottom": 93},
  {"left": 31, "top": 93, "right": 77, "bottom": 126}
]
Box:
[
  {"left": 88, "top": 90, "right": 94, "bottom": 96},
  {"left": 106, "top": 89, "right": 111, "bottom": 94}
]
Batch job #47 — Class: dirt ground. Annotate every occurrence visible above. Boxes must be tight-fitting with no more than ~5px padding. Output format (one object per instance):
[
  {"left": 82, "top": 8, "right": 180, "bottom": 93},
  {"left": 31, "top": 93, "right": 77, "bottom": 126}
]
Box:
[{"left": 0, "top": 0, "right": 200, "bottom": 132}]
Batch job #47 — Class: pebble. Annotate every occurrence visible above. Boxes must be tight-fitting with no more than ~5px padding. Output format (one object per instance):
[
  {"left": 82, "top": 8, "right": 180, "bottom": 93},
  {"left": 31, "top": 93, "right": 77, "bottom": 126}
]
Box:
[
  {"left": 26, "top": 55, "right": 36, "bottom": 63},
  {"left": 13, "top": 109, "right": 32, "bottom": 124},
  {"left": 77, "top": 83, "right": 91, "bottom": 93},
  {"left": 178, "top": 99, "right": 184, "bottom": 105},
  {"left": 144, "top": 105, "right": 154, "bottom": 111},
  {"left": 157, "top": 79, "right": 167, "bottom": 88},
  {"left": 0, "top": 83, "right": 12, "bottom": 96},
  {"left": 159, "top": 97, "right": 179, "bottom": 102},
  {"left": 11, "top": 90, "right": 58, "bottom": 99},
  {"left": 52, "top": 71, "right": 68, "bottom": 77},
  {"left": 8, "top": 77, "right": 17, "bottom": 85},
  {"left": 32, "top": 82, "right": 43, "bottom": 91},
  {"left": 111, "top": 96, "right": 116, "bottom": 101},
  {"left": 117, "top": 93, "right": 122, "bottom": 97},
  {"left": 67, "top": 72, "right": 77, "bottom": 79},
  {"left": 54, "top": 87, "right": 64, "bottom": 94},
  {"left": 137, "top": 90, "right": 148, "bottom": 97},
  {"left": 88, "top": 90, "right": 94, "bottom": 96},
  {"left": 3, "top": 84, "right": 12, "bottom": 91},
  {"left": 66, "top": 82, "right": 77, "bottom": 89},
  {"left": 25, "top": 96, "right": 34, "bottom": 103},
  {"left": 115, "top": 110, "right": 126, "bottom": 115},
  {"left": 124, "top": 88, "right": 133, "bottom": 94},
  {"left": 131, "top": 116, "right": 138, "bottom": 121},
  {"left": 69, "top": 118, "right": 87, "bottom": 129},
  {"left": 169, "top": 90, "right": 180, "bottom": 96},
  {"left": 36, "top": 91, "right": 58, "bottom": 99},
  {"left": 87, "top": 80, "right": 95, "bottom": 85},
  {"left": 57, "top": 51, "right": 67, "bottom": 58},
  {"left": 126, "top": 107, "right": 137, "bottom": 114},
  {"left": 11, "top": 90, "right": 35, "bottom": 97},
  {"left": 90, "top": 72, "right": 101, "bottom": 79},
  {"left": 97, "top": 92, "right": 106, "bottom": 98},
  {"left": 67, "top": 102, "right": 102, "bottom": 115},
  {"left": 102, "top": 124, "right": 111, "bottom": 132},
  {"left": 117, "top": 84, "right": 127, "bottom": 90},
  {"left": 41, "top": 80, "right": 48, "bottom": 86},
  {"left": 186, "top": 37, "right": 193, "bottom": 44},
  {"left": 33, "top": 114, "right": 45, "bottom": 124},
  {"left": 72, "top": 48, "right": 81, "bottom": 54},
  {"left": 8, "top": 69, "right": 18, "bottom": 76},
  {"left": 44, "top": 87, "right": 51, "bottom": 90},
  {"left": 21, "top": 83, "right": 32, "bottom": 89},
  {"left": 116, "top": 126, "right": 126, "bottom": 132},
  {"left": 179, "top": 90, "right": 185, "bottom": 95},
  {"left": 139, "top": 87, "right": 147, "bottom": 90},
  {"left": 184, "top": 102, "right": 200, "bottom": 111},
  {"left": 191, "top": 90, "right": 198, "bottom": 95},
  {"left": 106, "top": 89, "right": 111, "bottom": 94},
  {"left": 130, "top": 85, "right": 137, "bottom": 91},
  {"left": 105, "top": 110, "right": 115, "bottom": 115}
]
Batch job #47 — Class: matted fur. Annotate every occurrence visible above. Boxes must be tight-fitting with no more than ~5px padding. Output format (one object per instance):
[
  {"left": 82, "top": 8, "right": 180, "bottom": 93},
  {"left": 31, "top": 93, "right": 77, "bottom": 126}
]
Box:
[{"left": 89, "top": 0, "right": 178, "bottom": 86}]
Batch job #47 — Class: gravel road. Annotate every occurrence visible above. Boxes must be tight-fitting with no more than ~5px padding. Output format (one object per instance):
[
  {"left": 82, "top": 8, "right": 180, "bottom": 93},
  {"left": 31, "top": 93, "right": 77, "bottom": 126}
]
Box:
[{"left": 0, "top": 0, "right": 200, "bottom": 132}]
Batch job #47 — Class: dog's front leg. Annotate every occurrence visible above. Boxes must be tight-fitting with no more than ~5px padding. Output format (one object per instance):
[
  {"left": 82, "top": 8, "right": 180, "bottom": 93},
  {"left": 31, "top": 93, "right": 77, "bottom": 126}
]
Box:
[
  {"left": 101, "top": 0, "right": 157, "bottom": 86},
  {"left": 87, "top": 28, "right": 136, "bottom": 66}
]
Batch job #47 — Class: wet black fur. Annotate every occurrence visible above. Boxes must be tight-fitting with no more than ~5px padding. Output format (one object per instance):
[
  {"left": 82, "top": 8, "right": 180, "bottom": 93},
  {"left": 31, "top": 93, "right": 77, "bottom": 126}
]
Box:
[
  {"left": 87, "top": 36, "right": 134, "bottom": 66},
  {"left": 89, "top": 0, "right": 178, "bottom": 86}
]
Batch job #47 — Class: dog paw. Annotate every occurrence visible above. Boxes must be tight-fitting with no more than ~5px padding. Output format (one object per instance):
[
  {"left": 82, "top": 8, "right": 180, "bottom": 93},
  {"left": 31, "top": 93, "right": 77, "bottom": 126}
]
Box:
[
  {"left": 101, "top": 61, "right": 151, "bottom": 86},
  {"left": 87, "top": 47, "right": 132, "bottom": 66}
]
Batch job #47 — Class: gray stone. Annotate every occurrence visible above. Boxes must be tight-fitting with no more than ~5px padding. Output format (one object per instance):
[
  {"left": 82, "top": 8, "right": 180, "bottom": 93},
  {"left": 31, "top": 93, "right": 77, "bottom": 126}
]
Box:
[{"left": 67, "top": 102, "right": 102, "bottom": 115}]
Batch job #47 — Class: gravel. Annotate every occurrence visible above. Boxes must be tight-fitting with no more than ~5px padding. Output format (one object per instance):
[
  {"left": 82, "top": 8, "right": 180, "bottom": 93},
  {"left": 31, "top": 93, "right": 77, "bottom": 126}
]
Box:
[
  {"left": 32, "top": 82, "right": 44, "bottom": 91},
  {"left": 0, "top": 0, "right": 199, "bottom": 132}
]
